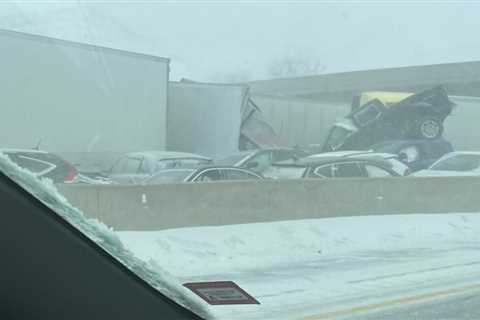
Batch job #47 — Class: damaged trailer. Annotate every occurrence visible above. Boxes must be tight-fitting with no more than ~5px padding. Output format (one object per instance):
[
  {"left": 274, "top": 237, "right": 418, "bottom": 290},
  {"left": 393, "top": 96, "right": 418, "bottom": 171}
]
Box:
[{"left": 167, "top": 80, "right": 284, "bottom": 158}]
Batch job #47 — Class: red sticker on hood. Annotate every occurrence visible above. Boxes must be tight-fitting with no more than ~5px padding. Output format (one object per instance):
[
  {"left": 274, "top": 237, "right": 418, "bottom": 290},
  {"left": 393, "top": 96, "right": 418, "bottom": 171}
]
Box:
[{"left": 183, "top": 281, "right": 260, "bottom": 305}]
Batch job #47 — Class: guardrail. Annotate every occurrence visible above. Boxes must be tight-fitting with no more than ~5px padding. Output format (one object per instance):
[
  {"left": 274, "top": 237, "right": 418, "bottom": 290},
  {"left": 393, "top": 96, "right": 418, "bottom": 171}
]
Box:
[{"left": 57, "top": 176, "right": 480, "bottom": 231}]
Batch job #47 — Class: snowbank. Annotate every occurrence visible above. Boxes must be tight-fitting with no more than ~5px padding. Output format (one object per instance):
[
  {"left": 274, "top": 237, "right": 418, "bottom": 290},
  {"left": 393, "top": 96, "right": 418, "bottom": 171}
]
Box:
[
  {"left": 119, "top": 213, "right": 480, "bottom": 278},
  {"left": 118, "top": 214, "right": 480, "bottom": 320}
]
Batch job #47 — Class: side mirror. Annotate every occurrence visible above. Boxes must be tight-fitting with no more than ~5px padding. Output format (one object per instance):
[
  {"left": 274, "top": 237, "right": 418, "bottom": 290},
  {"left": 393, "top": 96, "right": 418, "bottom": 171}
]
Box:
[{"left": 245, "top": 161, "right": 259, "bottom": 169}]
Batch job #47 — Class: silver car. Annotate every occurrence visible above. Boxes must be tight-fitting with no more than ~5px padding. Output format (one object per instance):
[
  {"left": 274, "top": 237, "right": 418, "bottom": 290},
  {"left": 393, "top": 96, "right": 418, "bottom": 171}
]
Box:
[
  {"left": 215, "top": 148, "right": 309, "bottom": 174},
  {"left": 108, "top": 151, "right": 212, "bottom": 184}
]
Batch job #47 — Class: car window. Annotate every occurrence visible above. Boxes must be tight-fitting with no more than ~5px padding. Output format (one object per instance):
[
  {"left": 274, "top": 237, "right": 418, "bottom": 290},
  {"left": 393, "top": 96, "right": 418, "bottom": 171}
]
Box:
[
  {"left": 156, "top": 159, "right": 178, "bottom": 170},
  {"left": 364, "top": 164, "right": 393, "bottom": 177},
  {"left": 13, "top": 155, "right": 55, "bottom": 175},
  {"left": 312, "top": 164, "right": 333, "bottom": 178},
  {"left": 195, "top": 169, "right": 223, "bottom": 182},
  {"left": 179, "top": 158, "right": 212, "bottom": 168},
  {"left": 325, "top": 125, "right": 355, "bottom": 151},
  {"left": 247, "top": 151, "right": 272, "bottom": 169},
  {"left": 146, "top": 170, "right": 193, "bottom": 184},
  {"left": 225, "top": 169, "right": 260, "bottom": 180},
  {"left": 352, "top": 101, "right": 383, "bottom": 127},
  {"left": 156, "top": 158, "right": 209, "bottom": 171},
  {"left": 111, "top": 157, "right": 141, "bottom": 174},
  {"left": 273, "top": 150, "right": 295, "bottom": 162},
  {"left": 333, "top": 162, "right": 365, "bottom": 178},
  {"left": 110, "top": 157, "right": 127, "bottom": 174},
  {"left": 216, "top": 152, "right": 251, "bottom": 165},
  {"left": 138, "top": 158, "right": 150, "bottom": 174},
  {"left": 263, "top": 165, "right": 306, "bottom": 179},
  {"left": 431, "top": 154, "right": 480, "bottom": 171},
  {"left": 123, "top": 157, "right": 142, "bottom": 174}
]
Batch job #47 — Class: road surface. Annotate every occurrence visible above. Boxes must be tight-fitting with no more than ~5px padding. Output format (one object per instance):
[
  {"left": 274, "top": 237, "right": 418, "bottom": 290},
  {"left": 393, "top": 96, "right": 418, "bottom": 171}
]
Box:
[
  {"left": 346, "top": 288, "right": 480, "bottom": 320},
  {"left": 119, "top": 214, "right": 480, "bottom": 320}
]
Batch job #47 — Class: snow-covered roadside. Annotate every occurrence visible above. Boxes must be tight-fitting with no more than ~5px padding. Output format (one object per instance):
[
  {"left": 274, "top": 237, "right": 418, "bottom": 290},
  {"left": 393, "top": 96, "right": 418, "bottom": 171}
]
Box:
[
  {"left": 119, "top": 214, "right": 480, "bottom": 320},
  {"left": 118, "top": 213, "right": 480, "bottom": 278}
]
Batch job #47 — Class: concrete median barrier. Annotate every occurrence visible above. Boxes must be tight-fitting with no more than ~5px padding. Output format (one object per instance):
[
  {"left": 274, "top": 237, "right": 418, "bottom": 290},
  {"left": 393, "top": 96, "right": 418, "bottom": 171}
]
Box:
[{"left": 57, "top": 176, "right": 480, "bottom": 231}]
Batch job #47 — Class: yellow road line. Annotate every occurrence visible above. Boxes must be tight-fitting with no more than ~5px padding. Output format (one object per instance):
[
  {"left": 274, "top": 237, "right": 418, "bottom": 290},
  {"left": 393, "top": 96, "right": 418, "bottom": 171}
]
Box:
[{"left": 300, "top": 283, "right": 480, "bottom": 320}]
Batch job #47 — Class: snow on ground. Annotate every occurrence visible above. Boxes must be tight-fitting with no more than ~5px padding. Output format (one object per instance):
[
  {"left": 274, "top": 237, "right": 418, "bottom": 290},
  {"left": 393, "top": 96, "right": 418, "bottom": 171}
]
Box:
[
  {"left": 119, "top": 214, "right": 480, "bottom": 277},
  {"left": 119, "top": 214, "right": 480, "bottom": 320}
]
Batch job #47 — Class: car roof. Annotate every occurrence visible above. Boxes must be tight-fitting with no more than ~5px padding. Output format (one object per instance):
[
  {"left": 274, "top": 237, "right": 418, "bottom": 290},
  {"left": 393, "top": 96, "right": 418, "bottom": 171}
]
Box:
[
  {"left": 193, "top": 165, "right": 260, "bottom": 172},
  {"left": 222, "top": 148, "right": 302, "bottom": 156},
  {"left": 441, "top": 151, "right": 480, "bottom": 157},
  {"left": 0, "top": 148, "right": 49, "bottom": 154},
  {"left": 190, "top": 165, "right": 264, "bottom": 177},
  {"left": 274, "top": 155, "right": 394, "bottom": 168},
  {"left": 219, "top": 150, "right": 255, "bottom": 158},
  {"left": 307, "top": 151, "right": 364, "bottom": 158},
  {"left": 150, "top": 168, "right": 195, "bottom": 174},
  {"left": 147, "top": 166, "right": 263, "bottom": 183},
  {"left": 151, "top": 165, "right": 261, "bottom": 175},
  {"left": 371, "top": 138, "right": 449, "bottom": 148},
  {"left": 124, "top": 151, "right": 212, "bottom": 160},
  {"left": 308, "top": 151, "right": 397, "bottom": 159}
]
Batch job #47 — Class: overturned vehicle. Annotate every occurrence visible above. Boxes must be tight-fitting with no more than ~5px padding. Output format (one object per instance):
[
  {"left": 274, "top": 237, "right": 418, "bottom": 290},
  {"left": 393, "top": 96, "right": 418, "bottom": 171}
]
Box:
[{"left": 322, "top": 86, "right": 455, "bottom": 152}]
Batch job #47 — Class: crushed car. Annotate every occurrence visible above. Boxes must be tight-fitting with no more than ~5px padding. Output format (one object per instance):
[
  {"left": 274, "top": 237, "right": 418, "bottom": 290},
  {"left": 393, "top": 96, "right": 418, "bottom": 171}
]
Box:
[
  {"left": 369, "top": 138, "right": 453, "bottom": 172},
  {"left": 322, "top": 86, "right": 455, "bottom": 152}
]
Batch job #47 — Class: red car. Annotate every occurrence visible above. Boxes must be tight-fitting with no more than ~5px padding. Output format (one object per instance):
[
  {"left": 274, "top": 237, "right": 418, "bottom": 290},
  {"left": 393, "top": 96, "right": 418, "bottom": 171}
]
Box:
[{"left": 1, "top": 149, "right": 78, "bottom": 183}]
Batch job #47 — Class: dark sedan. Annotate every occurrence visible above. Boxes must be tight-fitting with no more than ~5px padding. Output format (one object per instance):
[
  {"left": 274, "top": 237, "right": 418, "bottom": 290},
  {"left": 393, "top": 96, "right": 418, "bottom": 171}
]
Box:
[{"left": 143, "top": 166, "right": 263, "bottom": 184}]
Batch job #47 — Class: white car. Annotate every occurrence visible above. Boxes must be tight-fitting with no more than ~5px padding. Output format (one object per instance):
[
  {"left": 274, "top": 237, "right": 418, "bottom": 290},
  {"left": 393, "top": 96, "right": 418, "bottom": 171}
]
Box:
[
  {"left": 414, "top": 151, "right": 480, "bottom": 177},
  {"left": 108, "top": 151, "right": 212, "bottom": 184},
  {"left": 306, "top": 151, "right": 411, "bottom": 176}
]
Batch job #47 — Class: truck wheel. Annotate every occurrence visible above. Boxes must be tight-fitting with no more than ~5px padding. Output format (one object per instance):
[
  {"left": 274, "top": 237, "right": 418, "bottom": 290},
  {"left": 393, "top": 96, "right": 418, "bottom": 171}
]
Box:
[{"left": 416, "top": 117, "right": 443, "bottom": 139}]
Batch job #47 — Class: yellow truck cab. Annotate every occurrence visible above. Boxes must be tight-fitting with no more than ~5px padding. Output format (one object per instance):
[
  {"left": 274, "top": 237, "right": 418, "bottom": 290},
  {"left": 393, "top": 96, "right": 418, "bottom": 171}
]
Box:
[{"left": 358, "top": 91, "right": 414, "bottom": 108}]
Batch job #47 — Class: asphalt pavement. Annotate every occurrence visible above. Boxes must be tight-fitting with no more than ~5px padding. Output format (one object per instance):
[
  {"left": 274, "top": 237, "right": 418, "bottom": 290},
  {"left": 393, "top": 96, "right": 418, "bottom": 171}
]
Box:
[{"left": 346, "top": 289, "right": 480, "bottom": 320}]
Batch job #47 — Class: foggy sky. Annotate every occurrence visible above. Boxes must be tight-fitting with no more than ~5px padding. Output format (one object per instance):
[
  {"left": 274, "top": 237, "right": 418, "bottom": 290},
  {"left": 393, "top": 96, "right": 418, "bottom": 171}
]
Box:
[{"left": 1, "top": 1, "right": 479, "bottom": 81}]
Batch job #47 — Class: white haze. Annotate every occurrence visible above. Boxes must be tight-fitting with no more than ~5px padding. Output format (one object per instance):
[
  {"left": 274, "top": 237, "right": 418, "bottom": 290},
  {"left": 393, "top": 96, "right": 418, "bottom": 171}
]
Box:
[{"left": 1, "top": 1, "right": 480, "bottom": 81}]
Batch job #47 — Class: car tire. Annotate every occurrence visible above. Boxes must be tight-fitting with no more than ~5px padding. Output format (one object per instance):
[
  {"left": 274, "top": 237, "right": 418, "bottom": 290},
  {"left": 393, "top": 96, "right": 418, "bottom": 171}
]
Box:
[{"left": 415, "top": 117, "right": 443, "bottom": 139}]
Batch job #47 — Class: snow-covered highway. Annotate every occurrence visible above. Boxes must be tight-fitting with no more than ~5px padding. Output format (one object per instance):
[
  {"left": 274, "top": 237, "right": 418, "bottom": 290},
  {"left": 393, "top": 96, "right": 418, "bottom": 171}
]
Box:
[{"left": 119, "top": 213, "right": 480, "bottom": 320}]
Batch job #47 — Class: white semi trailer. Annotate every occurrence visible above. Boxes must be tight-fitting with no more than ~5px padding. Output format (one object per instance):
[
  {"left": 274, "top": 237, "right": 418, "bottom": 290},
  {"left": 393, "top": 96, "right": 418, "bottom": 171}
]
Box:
[{"left": 0, "top": 29, "right": 170, "bottom": 171}]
